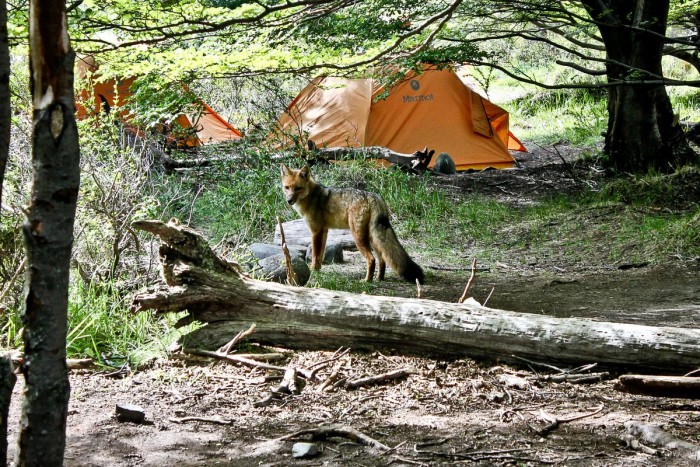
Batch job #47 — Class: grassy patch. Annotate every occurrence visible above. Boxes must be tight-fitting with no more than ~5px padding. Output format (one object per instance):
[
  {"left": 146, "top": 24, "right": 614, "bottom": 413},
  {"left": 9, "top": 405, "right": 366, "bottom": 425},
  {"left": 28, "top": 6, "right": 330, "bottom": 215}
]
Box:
[
  {"left": 66, "top": 282, "right": 195, "bottom": 368},
  {"left": 507, "top": 87, "right": 607, "bottom": 146}
]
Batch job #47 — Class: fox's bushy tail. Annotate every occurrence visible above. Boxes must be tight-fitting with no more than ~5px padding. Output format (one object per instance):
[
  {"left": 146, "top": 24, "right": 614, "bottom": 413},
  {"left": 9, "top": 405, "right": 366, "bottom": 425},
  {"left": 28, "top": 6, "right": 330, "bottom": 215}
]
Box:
[{"left": 371, "top": 213, "right": 425, "bottom": 284}]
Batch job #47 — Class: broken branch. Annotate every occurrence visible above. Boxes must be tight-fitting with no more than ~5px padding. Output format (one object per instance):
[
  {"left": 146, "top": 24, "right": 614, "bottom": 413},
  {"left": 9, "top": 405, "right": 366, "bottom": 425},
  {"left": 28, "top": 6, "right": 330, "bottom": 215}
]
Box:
[{"left": 615, "top": 375, "right": 700, "bottom": 399}]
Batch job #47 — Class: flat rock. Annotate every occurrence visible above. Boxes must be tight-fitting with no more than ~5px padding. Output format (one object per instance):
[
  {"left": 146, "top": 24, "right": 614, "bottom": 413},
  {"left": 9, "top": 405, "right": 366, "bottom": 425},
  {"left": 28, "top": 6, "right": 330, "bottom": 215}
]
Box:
[{"left": 275, "top": 219, "right": 356, "bottom": 250}]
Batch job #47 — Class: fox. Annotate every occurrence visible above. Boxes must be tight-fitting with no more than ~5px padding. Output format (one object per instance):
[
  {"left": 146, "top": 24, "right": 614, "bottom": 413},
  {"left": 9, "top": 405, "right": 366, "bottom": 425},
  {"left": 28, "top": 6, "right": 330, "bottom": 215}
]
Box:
[{"left": 281, "top": 164, "right": 425, "bottom": 284}]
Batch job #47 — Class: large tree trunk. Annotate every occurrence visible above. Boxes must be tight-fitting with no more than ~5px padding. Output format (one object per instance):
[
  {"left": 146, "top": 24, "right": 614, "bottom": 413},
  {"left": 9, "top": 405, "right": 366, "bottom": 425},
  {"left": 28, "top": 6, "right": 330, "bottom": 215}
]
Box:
[
  {"left": 132, "top": 220, "right": 700, "bottom": 373},
  {"left": 0, "top": 0, "right": 10, "bottom": 215},
  {"left": 581, "top": 0, "right": 698, "bottom": 173},
  {"left": 18, "top": 1, "right": 80, "bottom": 465}
]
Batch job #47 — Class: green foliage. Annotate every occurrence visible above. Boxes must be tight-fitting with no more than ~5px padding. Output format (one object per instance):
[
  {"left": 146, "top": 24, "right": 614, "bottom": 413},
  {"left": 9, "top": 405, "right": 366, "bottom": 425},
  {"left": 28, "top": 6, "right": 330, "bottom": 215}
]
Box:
[
  {"left": 75, "top": 115, "right": 162, "bottom": 283},
  {"left": 161, "top": 154, "right": 286, "bottom": 245},
  {"left": 126, "top": 73, "right": 204, "bottom": 137},
  {"left": 600, "top": 166, "right": 700, "bottom": 210},
  {"left": 67, "top": 282, "right": 193, "bottom": 368},
  {"left": 507, "top": 87, "right": 608, "bottom": 146}
]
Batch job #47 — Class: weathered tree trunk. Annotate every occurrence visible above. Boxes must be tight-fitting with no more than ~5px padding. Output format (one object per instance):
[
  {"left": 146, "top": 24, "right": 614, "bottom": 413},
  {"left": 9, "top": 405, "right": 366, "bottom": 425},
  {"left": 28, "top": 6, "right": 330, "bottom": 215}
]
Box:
[
  {"left": 581, "top": 0, "right": 698, "bottom": 173},
  {"left": 18, "top": 0, "right": 80, "bottom": 465},
  {"left": 132, "top": 220, "right": 700, "bottom": 373},
  {"left": 0, "top": 0, "right": 10, "bottom": 215},
  {"left": 0, "top": 356, "right": 16, "bottom": 465}
]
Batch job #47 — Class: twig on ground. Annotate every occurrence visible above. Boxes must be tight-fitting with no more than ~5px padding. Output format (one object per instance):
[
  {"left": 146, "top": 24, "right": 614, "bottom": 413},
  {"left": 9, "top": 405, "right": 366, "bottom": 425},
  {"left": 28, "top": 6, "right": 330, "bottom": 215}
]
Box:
[
  {"left": 306, "top": 347, "right": 351, "bottom": 371},
  {"left": 513, "top": 357, "right": 603, "bottom": 383},
  {"left": 529, "top": 372, "right": 609, "bottom": 384},
  {"left": 218, "top": 323, "right": 257, "bottom": 354},
  {"left": 228, "top": 353, "right": 287, "bottom": 362},
  {"left": 183, "top": 348, "right": 313, "bottom": 379},
  {"left": 169, "top": 416, "right": 233, "bottom": 426},
  {"left": 279, "top": 424, "right": 391, "bottom": 452},
  {"left": 271, "top": 367, "right": 301, "bottom": 396},
  {"left": 536, "top": 404, "right": 605, "bottom": 437},
  {"left": 345, "top": 368, "right": 415, "bottom": 390},
  {"left": 255, "top": 366, "right": 303, "bottom": 407},
  {"left": 317, "top": 361, "right": 344, "bottom": 393},
  {"left": 458, "top": 258, "right": 477, "bottom": 303},
  {"left": 415, "top": 279, "right": 422, "bottom": 299}
]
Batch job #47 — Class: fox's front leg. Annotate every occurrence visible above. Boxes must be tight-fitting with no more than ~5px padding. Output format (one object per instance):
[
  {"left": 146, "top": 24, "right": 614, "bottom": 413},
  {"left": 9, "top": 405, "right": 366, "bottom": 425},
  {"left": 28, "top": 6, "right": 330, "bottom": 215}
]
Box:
[{"left": 310, "top": 228, "right": 328, "bottom": 270}]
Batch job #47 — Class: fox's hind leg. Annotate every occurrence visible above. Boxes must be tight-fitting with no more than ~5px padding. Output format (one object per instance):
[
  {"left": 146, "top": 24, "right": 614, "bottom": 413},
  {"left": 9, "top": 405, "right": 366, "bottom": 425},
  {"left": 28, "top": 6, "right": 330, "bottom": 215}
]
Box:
[
  {"left": 371, "top": 239, "right": 386, "bottom": 280},
  {"left": 350, "top": 221, "right": 376, "bottom": 282},
  {"left": 377, "top": 257, "right": 386, "bottom": 281}
]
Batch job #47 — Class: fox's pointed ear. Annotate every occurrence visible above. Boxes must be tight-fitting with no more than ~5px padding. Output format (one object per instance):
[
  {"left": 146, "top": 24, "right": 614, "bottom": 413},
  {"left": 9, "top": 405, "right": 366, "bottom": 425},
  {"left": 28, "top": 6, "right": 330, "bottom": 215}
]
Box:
[
  {"left": 280, "top": 164, "right": 290, "bottom": 176},
  {"left": 299, "top": 165, "right": 311, "bottom": 179}
]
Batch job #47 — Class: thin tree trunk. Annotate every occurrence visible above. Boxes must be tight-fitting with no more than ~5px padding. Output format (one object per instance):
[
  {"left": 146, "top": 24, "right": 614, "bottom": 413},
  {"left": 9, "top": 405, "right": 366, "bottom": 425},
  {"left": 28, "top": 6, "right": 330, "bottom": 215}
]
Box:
[
  {"left": 582, "top": 0, "right": 697, "bottom": 173},
  {"left": 18, "top": 0, "right": 80, "bottom": 465},
  {"left": 0, "top": 356, "right": 16, "bottom": 465},
  {"left": 0, "top": 0, "right": 10, "bottom": 215}
]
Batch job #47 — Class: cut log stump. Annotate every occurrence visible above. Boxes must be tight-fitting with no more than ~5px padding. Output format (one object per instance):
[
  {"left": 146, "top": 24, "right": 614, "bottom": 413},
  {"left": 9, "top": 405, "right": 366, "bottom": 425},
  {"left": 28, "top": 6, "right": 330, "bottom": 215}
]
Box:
[{"left": 131, "top": 219, "right": 700, "bottom": 373}]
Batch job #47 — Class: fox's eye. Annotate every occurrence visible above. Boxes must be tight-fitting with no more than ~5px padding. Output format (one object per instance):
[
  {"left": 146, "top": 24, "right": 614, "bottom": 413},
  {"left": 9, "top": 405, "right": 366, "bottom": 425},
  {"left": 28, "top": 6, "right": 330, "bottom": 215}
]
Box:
[{"left": 283, "top": 186, "right": 289, "bottom": 190}]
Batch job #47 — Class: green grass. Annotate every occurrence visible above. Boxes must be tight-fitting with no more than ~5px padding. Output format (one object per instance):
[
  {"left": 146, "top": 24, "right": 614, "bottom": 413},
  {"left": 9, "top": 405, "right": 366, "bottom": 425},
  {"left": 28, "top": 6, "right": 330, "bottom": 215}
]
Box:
[
  {"left": 161, "top": 164, "right": 287, "bottom": 246},
  {"left": 160, "top": 156, "right": 700, "bottom": 273},
  {"left": 506, "top": 87, "right": 608, "bottom": 146},
  {"left": 66, "top": 282, "right": 197, "bottom": 368}
]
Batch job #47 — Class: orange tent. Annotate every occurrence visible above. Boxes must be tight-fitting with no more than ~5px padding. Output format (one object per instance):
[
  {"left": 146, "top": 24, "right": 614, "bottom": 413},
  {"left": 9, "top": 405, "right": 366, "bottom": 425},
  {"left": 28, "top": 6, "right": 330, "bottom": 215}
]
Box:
[
  {"left": 76, "top": 56, "right": 242, "bottom": 147},
  {"left": 271, "top": 66, "right": 526, "bottom": 171}
]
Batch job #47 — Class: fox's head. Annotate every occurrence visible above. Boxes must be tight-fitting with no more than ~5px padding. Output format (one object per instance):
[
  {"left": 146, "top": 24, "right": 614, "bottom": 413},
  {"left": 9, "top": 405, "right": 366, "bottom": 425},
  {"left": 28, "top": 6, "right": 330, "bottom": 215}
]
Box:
[{"left": 280, "top": 164, "right": 313, "bottom": 206}]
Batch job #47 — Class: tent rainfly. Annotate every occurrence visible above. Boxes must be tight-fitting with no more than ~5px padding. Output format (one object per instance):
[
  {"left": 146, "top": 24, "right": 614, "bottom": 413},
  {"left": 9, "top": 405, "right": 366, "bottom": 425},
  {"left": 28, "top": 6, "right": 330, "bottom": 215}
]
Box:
[
  {"left": 271, "top": 66, "right": 526, "bottom": 171},
  {"left": 76, "top": 56, "right": 242, "bottom": 147}
]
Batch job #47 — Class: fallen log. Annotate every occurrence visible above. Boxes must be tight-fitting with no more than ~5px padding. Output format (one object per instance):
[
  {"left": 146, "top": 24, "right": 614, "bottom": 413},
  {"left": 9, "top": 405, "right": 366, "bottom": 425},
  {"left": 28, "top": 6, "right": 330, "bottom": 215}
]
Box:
[
  {"left": 131, "top": 219, "right": 700, "bottom": 372},
  {"left": 615, "top": 375, "right": 700, "bottom": 399},
  {"left": 307, "top": 142, "right": 434, "bottom": 173}
]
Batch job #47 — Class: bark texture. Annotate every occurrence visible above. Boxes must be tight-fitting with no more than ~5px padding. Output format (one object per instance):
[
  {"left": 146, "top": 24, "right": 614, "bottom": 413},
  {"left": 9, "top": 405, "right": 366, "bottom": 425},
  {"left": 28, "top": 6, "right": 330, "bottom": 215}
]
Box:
[
  {"left": 615, "top": 375, "right": 700, "bottom": 399},
  {"left": 132, "top": 220, "right": 700, "bottom": 373},
  {"left": 18, "top": 0, "right": 79, "bottom": 465},
  {"left": 0, "top": 356, "right": 16, "bottom": 465},
  {"left": 0, "top": 0, "right": 10, "bottom": 215},
  {"left": 581, "top": 0, "right": 698, "bottom": 173}
]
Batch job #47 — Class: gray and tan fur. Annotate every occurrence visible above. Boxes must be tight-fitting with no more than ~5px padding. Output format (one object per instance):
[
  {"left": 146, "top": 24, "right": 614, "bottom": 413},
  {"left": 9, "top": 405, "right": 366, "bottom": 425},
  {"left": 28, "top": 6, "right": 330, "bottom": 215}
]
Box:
[{"left": 281, "top": 164, "right": 425, "bottom": 284}]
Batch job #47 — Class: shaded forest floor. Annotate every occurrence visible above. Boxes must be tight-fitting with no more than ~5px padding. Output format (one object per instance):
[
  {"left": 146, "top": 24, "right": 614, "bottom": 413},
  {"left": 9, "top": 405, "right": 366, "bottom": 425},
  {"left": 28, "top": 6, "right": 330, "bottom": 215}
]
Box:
[{"left": 6, "top": 145, "right": 700, "bottom": 466}]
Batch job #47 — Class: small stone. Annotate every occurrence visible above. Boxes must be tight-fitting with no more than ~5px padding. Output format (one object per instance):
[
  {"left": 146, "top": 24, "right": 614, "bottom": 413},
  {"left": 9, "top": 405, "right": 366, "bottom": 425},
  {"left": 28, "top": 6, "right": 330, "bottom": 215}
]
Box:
[
  {"left": 292, "top": 442, "right": 319, "bottom": 458},
  {"left": 116, "top": 403, "right": 146, "bottom": 424}
]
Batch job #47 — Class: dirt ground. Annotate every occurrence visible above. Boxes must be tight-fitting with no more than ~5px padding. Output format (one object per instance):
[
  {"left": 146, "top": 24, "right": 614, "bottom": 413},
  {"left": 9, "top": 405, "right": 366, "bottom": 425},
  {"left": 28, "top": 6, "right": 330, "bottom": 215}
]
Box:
[{"left": 5, "top": 145, "right": 700, "bottom": 466}]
